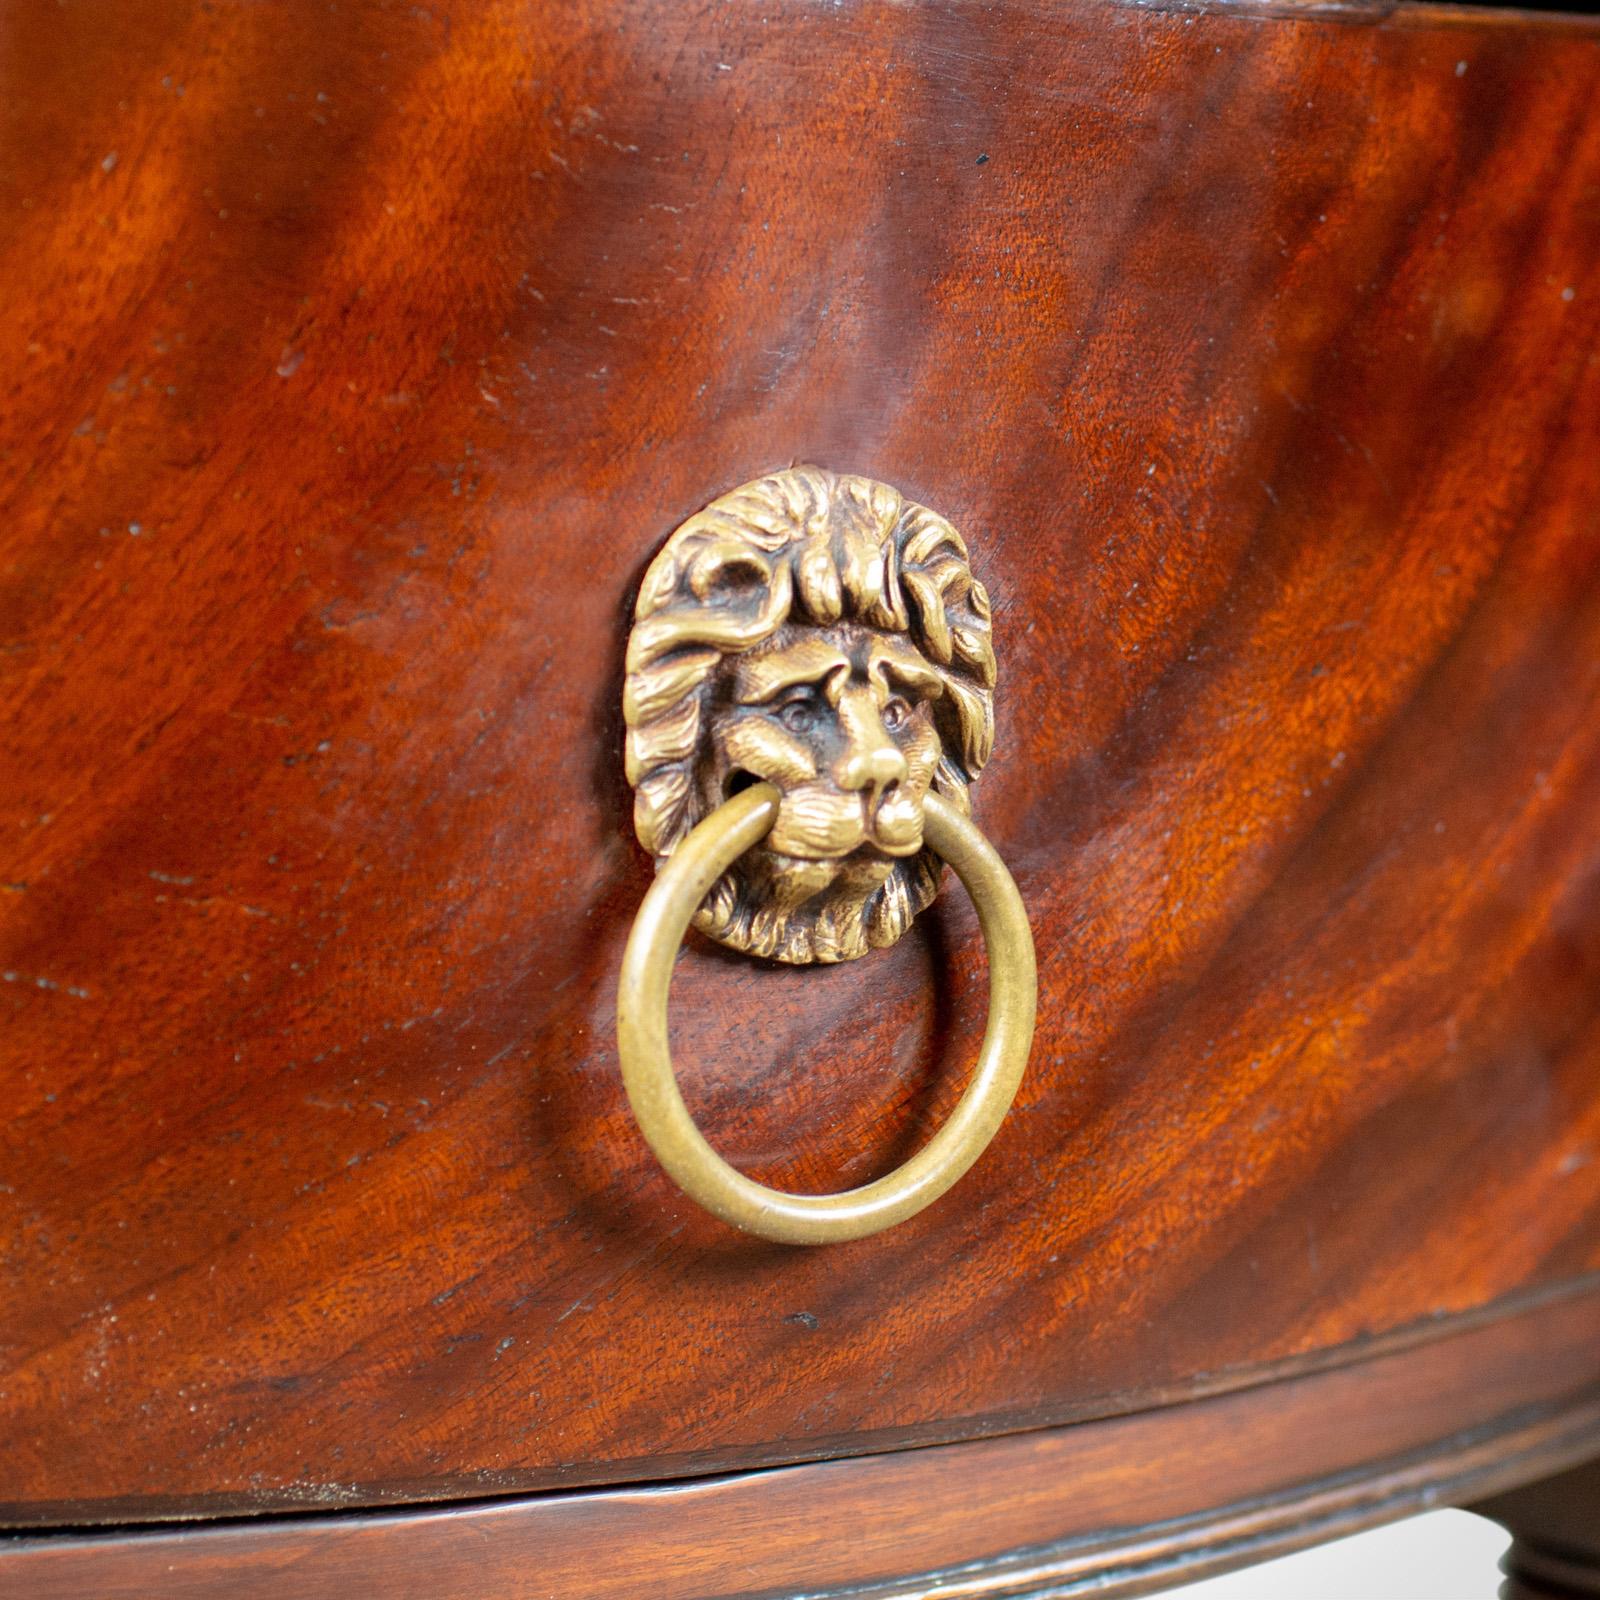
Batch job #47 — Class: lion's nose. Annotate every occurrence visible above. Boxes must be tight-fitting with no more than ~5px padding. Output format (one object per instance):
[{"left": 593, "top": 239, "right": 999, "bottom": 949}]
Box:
[{"left": 838, "top": 741, "right": 908, "bottom": 797}]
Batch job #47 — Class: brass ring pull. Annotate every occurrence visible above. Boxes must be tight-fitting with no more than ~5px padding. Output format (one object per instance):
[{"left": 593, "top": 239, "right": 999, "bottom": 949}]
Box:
[{"left": 617, "top": 782, "right": 1037, "bottom": 1245}]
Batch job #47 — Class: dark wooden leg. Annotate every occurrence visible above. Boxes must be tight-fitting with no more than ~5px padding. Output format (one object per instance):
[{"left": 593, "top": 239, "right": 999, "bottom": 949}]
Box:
[{"left": 1472, "top": 1458, "right": 1600, "bottom": 1599}]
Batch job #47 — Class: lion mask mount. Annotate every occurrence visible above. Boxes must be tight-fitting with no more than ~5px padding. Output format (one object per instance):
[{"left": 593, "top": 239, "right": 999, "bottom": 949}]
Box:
[{"left": 623, "top": 467, "right": 997, "bottom": 964}]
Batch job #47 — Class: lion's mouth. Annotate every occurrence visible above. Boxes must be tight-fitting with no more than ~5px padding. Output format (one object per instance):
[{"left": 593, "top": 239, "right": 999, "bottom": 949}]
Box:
[{"left": 761, "top": 785, "right": 925, "bottom": 862}]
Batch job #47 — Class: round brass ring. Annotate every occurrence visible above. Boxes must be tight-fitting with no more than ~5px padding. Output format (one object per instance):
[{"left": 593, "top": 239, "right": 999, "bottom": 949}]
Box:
[{"left": 617, "top": 783, "right": 1037, "bottom": 1245}]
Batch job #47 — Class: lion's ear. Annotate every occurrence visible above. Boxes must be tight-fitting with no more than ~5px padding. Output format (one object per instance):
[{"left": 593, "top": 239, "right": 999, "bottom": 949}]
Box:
[{"left": 687, "top": 541, "right": 773, "bottom": 602}]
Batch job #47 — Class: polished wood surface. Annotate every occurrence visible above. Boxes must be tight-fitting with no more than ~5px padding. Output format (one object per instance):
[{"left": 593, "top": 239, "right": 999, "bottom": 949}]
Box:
[
  {"left": 6, "top": 1287, "right": 1600, "bottom": 1599},
  {"left": 3, "top": 0, "right": 1599, "bottom": 1525}
]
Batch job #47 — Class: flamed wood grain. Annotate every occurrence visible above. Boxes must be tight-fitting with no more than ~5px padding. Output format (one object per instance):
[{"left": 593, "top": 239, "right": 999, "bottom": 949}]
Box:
[{"left": 1, "top": 0, "right": 1598, "bottom": 1522}]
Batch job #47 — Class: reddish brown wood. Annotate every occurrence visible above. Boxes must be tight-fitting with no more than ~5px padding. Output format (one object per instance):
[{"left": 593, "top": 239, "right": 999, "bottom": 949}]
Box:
[
  {"left": 2, "top": 0, "right": 1599, "bottom": 1525},
  {"left": 6, "top": 1286, "right": 1600, "bottom": 1600}
]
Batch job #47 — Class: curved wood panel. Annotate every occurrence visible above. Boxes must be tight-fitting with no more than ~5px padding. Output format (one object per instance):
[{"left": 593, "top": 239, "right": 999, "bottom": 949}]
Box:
[
  {"left": 2, "top": 0, "right": 1599, "bottom": 1520},
  {"left": 6, "top": 1287, "right": 1600, "bottom": 1599}
]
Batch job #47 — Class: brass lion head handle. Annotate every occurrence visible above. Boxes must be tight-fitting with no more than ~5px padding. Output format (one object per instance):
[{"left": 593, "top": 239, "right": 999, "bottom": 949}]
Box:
[
  {"left": 617, "top": 468, "right": 1033, "bottom": 1244},
  {"left": 624, "top": 466, "right": 996, "bottom": 964}
]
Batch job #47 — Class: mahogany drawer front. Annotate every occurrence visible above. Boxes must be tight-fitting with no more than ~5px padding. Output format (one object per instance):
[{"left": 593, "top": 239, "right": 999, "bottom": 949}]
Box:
[{"left": 2, "top": 0, "right": 1599, "bottom": 1535}]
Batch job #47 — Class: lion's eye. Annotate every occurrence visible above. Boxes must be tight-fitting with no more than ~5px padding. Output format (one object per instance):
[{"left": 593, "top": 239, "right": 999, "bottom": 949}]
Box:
[
  {"left": 882, "top": 696, "right": 912, "bottom": 732},
  {"left": 775, "top": 692, "right": 821, "bottom": 735}
]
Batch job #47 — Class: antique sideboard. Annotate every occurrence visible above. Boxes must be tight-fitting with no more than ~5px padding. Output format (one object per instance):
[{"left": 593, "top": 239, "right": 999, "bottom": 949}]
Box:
[{"left": 2, "top": 0, "right": 1598, "bottom": 1595}]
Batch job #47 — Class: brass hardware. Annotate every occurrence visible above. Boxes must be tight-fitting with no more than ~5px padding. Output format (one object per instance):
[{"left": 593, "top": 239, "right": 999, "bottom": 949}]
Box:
[
  {"left": 618, "top": 468, "right": 1033, "bottom": 1241},
  {"left": 624, "top": 467, "right": 996, "bottom": 965},
  {"left": 617, "top": 782, "right": 1036, "bottom": 1245}
]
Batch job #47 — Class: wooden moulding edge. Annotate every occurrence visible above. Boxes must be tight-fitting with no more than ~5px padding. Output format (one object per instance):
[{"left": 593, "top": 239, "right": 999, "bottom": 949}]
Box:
[
  {"left": 3, "top": 1281, "right": 1599, "bottom": 1599},
  {"left": 5, "top": 1270, "right": 1597, "bottom": 1530},
  {"left": 857, "top": 1398, "right": 1600, "bottom": 1599}
]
